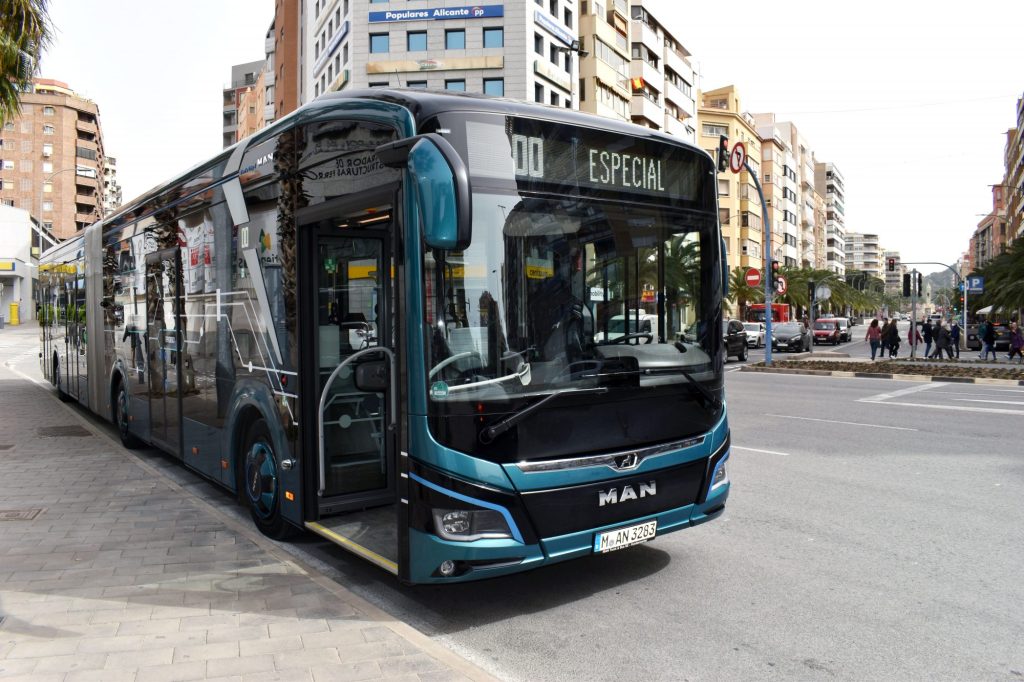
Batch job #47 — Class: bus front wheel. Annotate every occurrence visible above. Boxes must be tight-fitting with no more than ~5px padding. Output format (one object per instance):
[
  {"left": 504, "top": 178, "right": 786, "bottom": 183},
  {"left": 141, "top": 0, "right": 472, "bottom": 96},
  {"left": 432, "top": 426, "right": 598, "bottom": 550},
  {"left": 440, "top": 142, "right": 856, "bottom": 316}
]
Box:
[
  {"left": 113, "top": 379, "right": 142, "bottom": 449},
  {"left": 241, "top": 418, "right": 295, "bottom": 540}
]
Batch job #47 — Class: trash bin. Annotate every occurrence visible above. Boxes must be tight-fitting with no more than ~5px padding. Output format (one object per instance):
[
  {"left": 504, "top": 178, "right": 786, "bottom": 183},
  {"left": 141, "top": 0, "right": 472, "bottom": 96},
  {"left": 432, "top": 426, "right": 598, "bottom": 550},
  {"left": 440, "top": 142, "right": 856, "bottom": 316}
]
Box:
[{"left": 8, "top": 302, "right": 18, "bottom": 326}]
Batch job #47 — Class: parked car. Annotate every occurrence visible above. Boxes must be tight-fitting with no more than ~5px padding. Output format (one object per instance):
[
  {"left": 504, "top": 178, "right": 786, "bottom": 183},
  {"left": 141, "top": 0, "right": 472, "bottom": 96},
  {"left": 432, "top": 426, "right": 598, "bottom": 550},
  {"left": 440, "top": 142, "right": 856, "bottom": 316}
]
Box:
[
  {"left": 772, "top": 322, "right": 812, "bottom": 353},
  {"left": 831, "top": 316, "right": 851, "bottom": 342},
  {"left": 967, "top": 321, "right": 1012, "bottom": 351},
  {"left": 812, "top": 319, "right": 841, "bottom": 345},
  {"left": 596, "top": 311, "right": 657, "bottom": 342},
  {"left": 722, "top": 319, "right": 748, "bottom": 361},
  {"left": 742, "top": 321, "right": 766, "bottom": 348}
]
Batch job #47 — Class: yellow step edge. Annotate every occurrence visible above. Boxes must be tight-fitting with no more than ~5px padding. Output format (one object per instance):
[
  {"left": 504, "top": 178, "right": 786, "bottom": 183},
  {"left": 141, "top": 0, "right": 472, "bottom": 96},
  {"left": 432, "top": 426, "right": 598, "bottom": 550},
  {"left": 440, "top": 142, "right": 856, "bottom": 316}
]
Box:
[{"left": 305, "top": 521, "right": 399, "bottom": 575}]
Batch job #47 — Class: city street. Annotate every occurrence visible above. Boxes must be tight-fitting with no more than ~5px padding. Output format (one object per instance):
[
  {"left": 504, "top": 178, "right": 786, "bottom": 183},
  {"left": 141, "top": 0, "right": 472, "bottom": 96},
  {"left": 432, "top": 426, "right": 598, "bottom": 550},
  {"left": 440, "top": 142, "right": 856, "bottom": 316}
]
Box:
[{"left": 6, "top": 324, "right": 1020, "bottom": 681}]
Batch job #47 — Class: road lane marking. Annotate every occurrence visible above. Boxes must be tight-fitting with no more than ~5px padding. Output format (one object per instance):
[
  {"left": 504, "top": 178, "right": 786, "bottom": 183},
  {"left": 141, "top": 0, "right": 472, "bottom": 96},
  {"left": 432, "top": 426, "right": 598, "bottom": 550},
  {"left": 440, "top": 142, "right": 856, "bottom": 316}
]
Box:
[
  {"left": 863, "top": 400, "right": 1024, "bottom": 416},
  {"left": 952, "top": 398, "right": 1024, "bottom": 406},
  {"left": 733, "top": 445, "right": 791, "bottom": 456},
  {"left": 765, "top": 414, "right": 918, "bottom": 431},
  {"left": 859, "top": 383, "right": 939, "bottom": 403}
]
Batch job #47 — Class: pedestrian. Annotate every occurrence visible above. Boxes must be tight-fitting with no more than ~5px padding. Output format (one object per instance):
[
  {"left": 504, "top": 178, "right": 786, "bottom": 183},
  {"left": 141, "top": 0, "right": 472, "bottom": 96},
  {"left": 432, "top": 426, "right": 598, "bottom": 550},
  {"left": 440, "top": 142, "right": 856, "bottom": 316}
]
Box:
[
  {"left": 908, "top": 323, "right": 923, "bottom": 353},
  {"left": 950, "top": 319, "right": 961, "bottom": 358},
  {"left": 979, "top": 318, "right": 997, "bottom": 361},
  {"left": 930, "top": 320, "right": 949, "bottom": 359},
  {"left": 865, "top": 318, "right": 882, "bottom": 361},
  {"left": 886, "top": 318, "right": 901, "bottom": 357},
  {"left": 880, "top": 318, "right": 892, "bottom": 357},
  {"left": 921, "top": 319, "right": 933, "bottom": 358},
  {"left": 1008, "top": 322, "right": 1023, "bottom": 364}
]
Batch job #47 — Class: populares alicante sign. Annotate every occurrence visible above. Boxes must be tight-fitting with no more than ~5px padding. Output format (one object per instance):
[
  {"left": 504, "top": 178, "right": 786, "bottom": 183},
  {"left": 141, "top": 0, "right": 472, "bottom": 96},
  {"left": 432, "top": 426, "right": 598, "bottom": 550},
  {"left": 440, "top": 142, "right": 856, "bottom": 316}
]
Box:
[{"left": 369, "top": 5, "right": 504, "bottom": 23}]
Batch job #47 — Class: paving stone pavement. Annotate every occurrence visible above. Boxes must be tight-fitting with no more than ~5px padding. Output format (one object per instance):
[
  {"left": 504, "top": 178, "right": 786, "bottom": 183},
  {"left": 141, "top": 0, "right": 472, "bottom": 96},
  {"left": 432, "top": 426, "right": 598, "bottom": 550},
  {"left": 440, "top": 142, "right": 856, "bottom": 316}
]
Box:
[{"left": 0, "top": 323, "right": 496, "bottom": 682}]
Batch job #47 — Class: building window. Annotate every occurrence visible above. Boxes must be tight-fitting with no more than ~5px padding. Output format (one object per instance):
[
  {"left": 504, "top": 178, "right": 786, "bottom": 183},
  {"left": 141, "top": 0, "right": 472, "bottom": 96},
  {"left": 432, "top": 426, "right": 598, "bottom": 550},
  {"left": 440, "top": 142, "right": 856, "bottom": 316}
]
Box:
[
  {"left": 42, "top": 161, "right": 52, "bottom": 173},
  {"left": 718, "top": 179, "right": 729, "bottom": 196},
  {"left": 343, "top": 44, "right": 348, "bottom": 63},
  {"left": 42, "top": 124, "right": 54, "bottom": 135},
  {"left": 43, "top": 201, "right": 53, "bottom": 211},
  {"left": 534, "top": 83, "right": 544, "bottom": 103},
  {"left": 549, "top": 0, "right": 557, "bottom": 15},
  {"left": 445, "top": 79, "right": 466, "bottom": 91},
  {"left": 483, "top": 78, "right": 504, "bottom": 97},
  {"left": 446, "top": 29, "right": 465, "bottom": 49},
  {"left": 702, "top": 123, "right": 728, "bottom": 137},
  {"left": 369, "top": 33, "right": 389, "bottom": 53},
  {"left": 3, "top": 160, "right": 13, "bottom": 170},
  {"left": 550, "top": 92, "right": 560, "bottom": 106},
  {"left": 534, "top": 33, "right": 543, "bottom": 56},
  {"left": 43, "top": 106, "right": 54, "bottom": 116},
  {"left": 369, "top": 81, "right": 389, "bottom": 88},
  {"left": 564, "top": 8, "right": 572, "bottom": 27},
  {"left": 549, "top": 44, "right": 560, "bottom": 66},
  {"left": 407, "top": 81, "right": 428, "bottom": 88},
  {"left": 482, "top": 27, "right": 503, "bottom": 48},
  {"left": 407, "top": 31, "right": 427, "bottom": 51}
]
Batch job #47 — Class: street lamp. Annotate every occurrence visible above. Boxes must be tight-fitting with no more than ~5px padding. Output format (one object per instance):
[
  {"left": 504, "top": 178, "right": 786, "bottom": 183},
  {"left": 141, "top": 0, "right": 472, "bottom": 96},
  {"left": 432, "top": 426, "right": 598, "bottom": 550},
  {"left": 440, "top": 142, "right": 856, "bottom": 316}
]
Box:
[
  {"left": 553, "top": 40, "right": 588, "bottom": 110},
  {"left": 35, "top": 167, "right": 79, "bottom": 259}
]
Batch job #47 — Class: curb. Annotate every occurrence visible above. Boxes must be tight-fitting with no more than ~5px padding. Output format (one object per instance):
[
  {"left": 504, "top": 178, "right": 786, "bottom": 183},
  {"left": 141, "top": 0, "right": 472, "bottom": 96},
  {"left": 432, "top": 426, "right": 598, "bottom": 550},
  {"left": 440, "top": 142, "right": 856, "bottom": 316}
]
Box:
[
  {"left": 2, "top": 360, "right": 501, "bottom": 682},
  {"left": 739, "top": 364, "right": 1024, "bottom": 387}
]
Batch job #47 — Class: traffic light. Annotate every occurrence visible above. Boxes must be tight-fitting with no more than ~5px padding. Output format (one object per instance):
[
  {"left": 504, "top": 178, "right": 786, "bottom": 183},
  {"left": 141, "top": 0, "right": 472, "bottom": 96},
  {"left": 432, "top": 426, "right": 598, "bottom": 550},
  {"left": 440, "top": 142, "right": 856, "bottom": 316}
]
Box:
[
  {"left": 887, "top": 257, "right": 896, "bottom": 272},
  {"left": 807, "top": 280, "right": 816, "bottom": 300},
  {"left": 770, "top": 260, "right": 781, "bottom": 289},
  {"left": 902, "top": 273, "right": 911, "bottom": 297},
  {"left": 916, "top": 272, "right": 923, "bottom": 297},
  {"left": 717, "top": 135, "right": 729, "bottom": 173}
]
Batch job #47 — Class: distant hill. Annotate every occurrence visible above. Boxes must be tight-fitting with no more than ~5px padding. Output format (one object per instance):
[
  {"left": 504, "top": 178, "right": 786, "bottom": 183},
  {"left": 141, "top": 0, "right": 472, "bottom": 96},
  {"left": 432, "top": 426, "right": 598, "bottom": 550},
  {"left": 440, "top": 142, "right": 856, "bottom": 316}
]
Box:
[{"left": 924, "top": 270, "right": 956, "bottom": 291}]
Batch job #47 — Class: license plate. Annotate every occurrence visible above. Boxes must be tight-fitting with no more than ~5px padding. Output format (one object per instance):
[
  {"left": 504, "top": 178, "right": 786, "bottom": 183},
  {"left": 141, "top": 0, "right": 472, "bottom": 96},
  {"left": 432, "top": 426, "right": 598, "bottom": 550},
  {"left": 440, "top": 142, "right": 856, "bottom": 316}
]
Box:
[{"left": 594, "top": 520, "right": 657, "bottom": 553}]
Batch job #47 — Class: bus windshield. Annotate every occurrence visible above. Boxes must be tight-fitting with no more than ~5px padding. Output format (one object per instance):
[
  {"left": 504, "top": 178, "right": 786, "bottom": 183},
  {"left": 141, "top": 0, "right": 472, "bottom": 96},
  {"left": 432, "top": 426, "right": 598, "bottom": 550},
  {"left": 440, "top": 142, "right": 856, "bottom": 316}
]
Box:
[{"left": 422, "top": 113, "right": 721, "bottom": 463}]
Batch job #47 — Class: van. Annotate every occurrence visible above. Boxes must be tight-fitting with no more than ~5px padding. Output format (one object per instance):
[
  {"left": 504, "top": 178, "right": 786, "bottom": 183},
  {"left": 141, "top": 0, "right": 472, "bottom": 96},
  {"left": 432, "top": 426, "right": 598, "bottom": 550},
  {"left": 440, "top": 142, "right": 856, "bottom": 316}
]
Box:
[{"left": 595, "top": 310, "right": 658, "bottom": 342}]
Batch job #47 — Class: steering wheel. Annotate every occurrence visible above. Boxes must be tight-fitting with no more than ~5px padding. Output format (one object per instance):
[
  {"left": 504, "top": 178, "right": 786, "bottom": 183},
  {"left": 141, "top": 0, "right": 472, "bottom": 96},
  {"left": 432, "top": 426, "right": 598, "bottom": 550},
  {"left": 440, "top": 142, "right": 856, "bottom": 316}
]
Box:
[
  {"left": 429, "top": 350, "right": 484, "bottom": 380},
  {"left": 605, "top": 332, "right": 654, "bottom": 345}
]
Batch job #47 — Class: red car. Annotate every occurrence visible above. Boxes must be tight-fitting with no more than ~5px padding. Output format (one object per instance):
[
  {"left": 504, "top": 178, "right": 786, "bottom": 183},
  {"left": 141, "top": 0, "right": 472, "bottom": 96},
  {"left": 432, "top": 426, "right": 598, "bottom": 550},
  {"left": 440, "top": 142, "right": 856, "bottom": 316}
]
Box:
[{"left": 813, "top": 319, "right": 841, "bottom": 345}]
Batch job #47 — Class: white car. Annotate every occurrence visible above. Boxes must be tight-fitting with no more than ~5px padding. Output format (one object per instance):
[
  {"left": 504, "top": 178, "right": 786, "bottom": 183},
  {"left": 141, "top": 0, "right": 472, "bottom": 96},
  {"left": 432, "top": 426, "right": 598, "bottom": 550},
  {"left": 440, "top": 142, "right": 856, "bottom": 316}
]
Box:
[{"left": 742, "top": 321, "right": 766, "bottom": 348}]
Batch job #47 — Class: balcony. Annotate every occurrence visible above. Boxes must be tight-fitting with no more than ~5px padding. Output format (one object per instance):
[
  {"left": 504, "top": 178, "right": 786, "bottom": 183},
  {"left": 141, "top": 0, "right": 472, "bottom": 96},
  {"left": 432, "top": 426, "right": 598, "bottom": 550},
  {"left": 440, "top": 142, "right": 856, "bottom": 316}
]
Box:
[
  {"left": 631, "top": 19, "right": 662, "bottom": 53},
  {"left": 630, "top": 58, "right": 663, "bottom": 93},
  {"left": 76, "top": 119, "right": 97, "bottom": 135},
  {"left": 664, "top": 81, "right": 693, "bottom": 115},
  {"left": 630, "top": 93, "right": 661, "bottom": 126},
  {"left": 663, "top": 115, "right": 688, "bottom": 138},
  {"left": 663, "top": 45, "right": 691, "bottom": 81}
]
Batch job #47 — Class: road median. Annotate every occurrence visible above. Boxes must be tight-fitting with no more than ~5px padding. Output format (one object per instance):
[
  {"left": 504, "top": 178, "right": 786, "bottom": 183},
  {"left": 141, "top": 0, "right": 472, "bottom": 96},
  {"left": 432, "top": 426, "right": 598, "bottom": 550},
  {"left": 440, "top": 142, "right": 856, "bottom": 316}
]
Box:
[{"left": 741, "top": 359, "right": 1024, "bottom": 386}]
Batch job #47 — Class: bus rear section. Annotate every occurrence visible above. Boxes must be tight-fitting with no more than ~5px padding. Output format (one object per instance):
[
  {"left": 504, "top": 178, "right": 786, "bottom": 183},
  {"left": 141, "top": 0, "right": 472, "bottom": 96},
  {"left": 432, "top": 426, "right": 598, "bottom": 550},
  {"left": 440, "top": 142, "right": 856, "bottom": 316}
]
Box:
[{"left": 747, "top": 303, "right": 790, "bottom": 323}]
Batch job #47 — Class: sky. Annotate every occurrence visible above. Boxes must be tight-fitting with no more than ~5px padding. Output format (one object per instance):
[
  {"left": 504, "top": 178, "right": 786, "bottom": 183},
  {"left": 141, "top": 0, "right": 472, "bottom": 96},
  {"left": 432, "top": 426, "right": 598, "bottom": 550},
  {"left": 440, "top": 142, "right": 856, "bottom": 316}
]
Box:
[{"left": 38, "top": 0, "right": 1024, "bottom": 276}]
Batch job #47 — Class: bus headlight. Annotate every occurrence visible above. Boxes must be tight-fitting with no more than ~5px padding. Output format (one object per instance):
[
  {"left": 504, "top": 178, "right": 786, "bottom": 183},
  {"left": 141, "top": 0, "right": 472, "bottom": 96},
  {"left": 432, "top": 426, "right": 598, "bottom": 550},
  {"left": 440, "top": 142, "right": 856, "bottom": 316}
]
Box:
[
  {"left": 432, "top": 508, "right": 513, "bottom": 542},
  {"left": 710, "top": 458, "right": 728, "bottom": 492}
]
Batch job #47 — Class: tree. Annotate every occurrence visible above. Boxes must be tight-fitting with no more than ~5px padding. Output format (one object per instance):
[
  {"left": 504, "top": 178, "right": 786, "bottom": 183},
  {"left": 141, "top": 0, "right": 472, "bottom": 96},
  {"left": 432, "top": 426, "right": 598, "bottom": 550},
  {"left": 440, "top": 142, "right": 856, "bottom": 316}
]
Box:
[
  {"left": 0, "top": 0, "right": 53, "bottom": 125},
  {"left": 725, "top": 266, "right": 763, "bottom": 319},
  {"left": 976, "top": 237, "right": 1024, "bottom": 320}
]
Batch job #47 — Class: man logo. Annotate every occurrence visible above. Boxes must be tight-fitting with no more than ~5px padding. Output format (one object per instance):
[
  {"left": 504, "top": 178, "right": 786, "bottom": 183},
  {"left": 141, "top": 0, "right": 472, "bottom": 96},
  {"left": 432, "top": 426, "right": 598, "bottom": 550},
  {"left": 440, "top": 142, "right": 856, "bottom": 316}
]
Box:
[
  {"left": 598, "top": 481, "right": 656, "bottom": 507},
  {"left": 614, "top": 453, "right": 640, "bottom": 470}
]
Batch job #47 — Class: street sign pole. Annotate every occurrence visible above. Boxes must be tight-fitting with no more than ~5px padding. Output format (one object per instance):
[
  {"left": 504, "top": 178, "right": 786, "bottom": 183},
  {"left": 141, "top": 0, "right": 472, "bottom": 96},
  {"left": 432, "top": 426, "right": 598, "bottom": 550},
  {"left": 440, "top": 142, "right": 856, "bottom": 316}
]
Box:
[
  {"left": 963, "top": 285, "right": 968, "bottom": 352},
  {"left": 743, "top": 155, "right": 773, "bottom": 366},
  {"left": 910, "top": 268, "right": 918, "bottom": 359}
]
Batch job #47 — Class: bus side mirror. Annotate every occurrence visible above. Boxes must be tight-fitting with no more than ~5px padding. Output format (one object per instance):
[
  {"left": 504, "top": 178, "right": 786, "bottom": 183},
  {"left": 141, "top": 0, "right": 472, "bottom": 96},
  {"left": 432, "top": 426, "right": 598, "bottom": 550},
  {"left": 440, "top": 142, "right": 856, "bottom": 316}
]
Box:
[{"left": 376, "top": 133, "right": 472, "bottom": 251}]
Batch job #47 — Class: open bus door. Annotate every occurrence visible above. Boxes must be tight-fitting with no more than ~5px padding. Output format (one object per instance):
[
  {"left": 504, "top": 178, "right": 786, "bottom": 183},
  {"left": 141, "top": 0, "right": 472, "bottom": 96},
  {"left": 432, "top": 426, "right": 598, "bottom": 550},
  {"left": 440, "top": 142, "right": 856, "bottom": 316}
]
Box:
[{"left": 298, "top": 192, "right": 400, "bottom": 575}]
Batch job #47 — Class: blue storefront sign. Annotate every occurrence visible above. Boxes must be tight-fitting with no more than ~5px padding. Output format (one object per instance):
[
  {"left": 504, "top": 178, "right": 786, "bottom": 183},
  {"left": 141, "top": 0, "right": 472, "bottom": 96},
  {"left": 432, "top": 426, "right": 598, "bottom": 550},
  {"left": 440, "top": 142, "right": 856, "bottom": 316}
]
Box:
[
  {"left": 533, "top": 9, "right": 574, "bottom": 46},
  {"left": 369, "top": 5, "right": 504, "bottom": 23}
]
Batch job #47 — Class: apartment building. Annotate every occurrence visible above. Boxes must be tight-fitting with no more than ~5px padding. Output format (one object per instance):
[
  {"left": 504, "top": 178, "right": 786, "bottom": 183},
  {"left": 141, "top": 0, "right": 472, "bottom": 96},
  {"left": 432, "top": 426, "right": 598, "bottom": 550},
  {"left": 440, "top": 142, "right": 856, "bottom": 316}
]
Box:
[
  {"left": 306, "top": 0, "right": 576, "bottom": 108},
  {"left": 763, "top": 120, "right": 822, "bottom": 269},
  {"left": 223, "top": 61, "right": 268, "bottom": 148},
  {"left": 1006, "top": 94, "right": 1023, "bottom": 240},
  {"left": 273, "top": 0, "right": 302, "bottom": 117},
  {"left": 0, "top": 79, "right": 107, "bottom": 243},
  {"left": 753, "top": 115, "right": 798, "bottom": 268},
  {"left": 101, "top": 156, "right": 122, "bottom": 217},
  {"left": 844, "top": 232, "right": 883, "bottom": 280},
  {"left": 697, "top": 86, "right": 762, "bottom": 276},
  {"left": 815, "top": 161, "right": 846, "bottom": 276}
]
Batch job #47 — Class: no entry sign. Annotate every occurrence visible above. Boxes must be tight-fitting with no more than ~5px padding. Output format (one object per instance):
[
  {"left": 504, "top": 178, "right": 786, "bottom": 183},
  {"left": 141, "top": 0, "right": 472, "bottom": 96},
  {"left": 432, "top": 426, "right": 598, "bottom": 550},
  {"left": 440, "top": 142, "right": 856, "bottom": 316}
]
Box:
[{"left": 745, "top": 267, "right": 761, "bottom": 287}]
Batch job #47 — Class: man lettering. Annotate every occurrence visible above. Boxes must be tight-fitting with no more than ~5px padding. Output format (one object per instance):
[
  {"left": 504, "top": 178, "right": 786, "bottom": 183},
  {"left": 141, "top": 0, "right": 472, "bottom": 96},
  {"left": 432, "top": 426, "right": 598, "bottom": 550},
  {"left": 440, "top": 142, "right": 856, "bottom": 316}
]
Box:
[
  {"left": 589, "top": 149, "right": 599, "bottom": 183},
  {"left": 634, "top": 157, "right": 644, "bottom": 188},
  {"left": 599, "top": 151, "right": 610, "bottom": 184}
]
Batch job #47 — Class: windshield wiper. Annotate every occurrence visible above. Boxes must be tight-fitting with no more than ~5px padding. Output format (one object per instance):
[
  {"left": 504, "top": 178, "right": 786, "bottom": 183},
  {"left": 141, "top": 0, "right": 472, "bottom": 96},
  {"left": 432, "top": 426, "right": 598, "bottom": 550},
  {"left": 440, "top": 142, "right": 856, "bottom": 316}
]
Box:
[
  {"left": 479, "top": 387, "right": 609, "bottom": 444},
  {"left": 678, "top": 367, "right": 722, "bottom": 411}
]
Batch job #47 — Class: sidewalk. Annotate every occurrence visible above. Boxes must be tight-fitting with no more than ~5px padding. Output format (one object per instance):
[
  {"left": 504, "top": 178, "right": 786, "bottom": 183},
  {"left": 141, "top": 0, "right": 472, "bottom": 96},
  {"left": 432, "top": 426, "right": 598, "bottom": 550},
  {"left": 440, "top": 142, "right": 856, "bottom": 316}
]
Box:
[{"left": 0, "top": 323, "right": 496, "bottom": 682}]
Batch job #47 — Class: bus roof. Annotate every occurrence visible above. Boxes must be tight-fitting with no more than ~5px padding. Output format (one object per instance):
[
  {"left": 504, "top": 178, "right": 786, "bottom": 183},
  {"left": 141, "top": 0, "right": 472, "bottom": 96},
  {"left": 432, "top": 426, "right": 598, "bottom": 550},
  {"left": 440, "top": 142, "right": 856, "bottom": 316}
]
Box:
[{"left": 91, "top": 88, "right": 711, "bottom": 240}]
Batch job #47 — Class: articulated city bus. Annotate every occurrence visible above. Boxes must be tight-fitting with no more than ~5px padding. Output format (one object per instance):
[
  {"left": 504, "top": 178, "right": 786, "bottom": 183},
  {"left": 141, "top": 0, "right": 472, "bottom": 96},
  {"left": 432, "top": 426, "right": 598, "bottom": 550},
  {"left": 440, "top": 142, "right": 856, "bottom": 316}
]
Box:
[{"left": 39, "top": 90, "right": 730, "bottom": 583}]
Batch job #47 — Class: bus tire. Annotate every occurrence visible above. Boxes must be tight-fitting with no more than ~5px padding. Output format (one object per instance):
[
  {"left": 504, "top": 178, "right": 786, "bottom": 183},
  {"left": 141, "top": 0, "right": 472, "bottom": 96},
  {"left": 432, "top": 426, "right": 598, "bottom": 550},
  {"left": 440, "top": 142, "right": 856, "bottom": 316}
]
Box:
[
  {"left": 113, "top": 378, "right": 142, "bottom": 449},
  {"left": 241, "top": 418, "right": 295, "bottom": 540}
]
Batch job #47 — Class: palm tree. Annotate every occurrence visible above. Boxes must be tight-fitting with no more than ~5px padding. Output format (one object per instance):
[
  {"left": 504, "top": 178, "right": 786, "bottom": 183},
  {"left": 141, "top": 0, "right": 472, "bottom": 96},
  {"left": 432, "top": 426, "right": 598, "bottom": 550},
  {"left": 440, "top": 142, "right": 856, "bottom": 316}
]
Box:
[
  {"left": 726, "top": 266, "right": 763, "bottom": 319},
  {"left": 976, "top": 237, "right": 1024, "bottom": 320},
  {"left": 0, "top": 0, "right": 53, "bottom": 125}
]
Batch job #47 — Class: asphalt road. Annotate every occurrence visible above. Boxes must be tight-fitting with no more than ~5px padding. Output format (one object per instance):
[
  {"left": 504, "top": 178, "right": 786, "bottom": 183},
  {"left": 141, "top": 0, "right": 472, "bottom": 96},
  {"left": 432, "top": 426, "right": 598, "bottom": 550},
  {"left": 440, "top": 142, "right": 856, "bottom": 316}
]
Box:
[{"left": 9, "top": 325, "right": 1022, "bottom": 681}]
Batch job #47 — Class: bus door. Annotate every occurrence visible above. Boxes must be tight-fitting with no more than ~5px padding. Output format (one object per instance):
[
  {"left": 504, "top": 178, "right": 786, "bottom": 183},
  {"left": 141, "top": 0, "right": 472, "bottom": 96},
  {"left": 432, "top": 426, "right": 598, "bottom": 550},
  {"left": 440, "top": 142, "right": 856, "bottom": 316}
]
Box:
[
  {"left": 302, "top": 197, "right": 397, "bottom": 517},
  {"left": 145, "top": 248, "right": 183, "bottom": 455}
]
